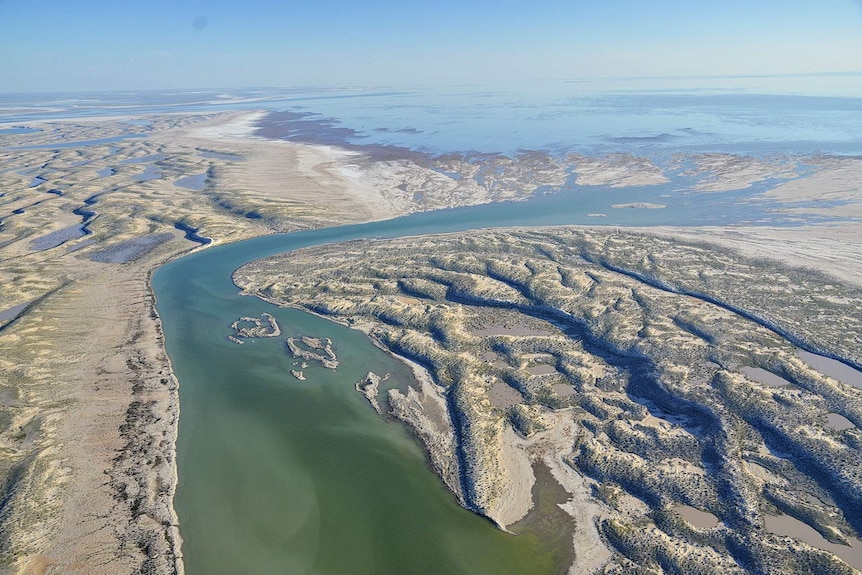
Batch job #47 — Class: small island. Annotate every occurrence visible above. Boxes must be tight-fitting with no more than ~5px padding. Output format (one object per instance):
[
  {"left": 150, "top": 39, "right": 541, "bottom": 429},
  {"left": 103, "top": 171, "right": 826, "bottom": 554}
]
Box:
[
  {"left": 286, "top": 335, "right": 339, "bottom": 369},
  {"left": 228, "top": 312, "right": 281, "bottom": 343}
]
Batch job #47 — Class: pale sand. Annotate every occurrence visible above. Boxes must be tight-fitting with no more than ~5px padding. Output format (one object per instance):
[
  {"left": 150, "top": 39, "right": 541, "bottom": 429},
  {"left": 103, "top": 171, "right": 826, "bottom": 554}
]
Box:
[
  {"left": 150, "top": 112, "right": 409, "bottom": 226},
  {"left": 44, "top": 256, "right": 184, "bottom": 574},
  {"left": 494, "top": 427, "right": 535, "bottom": 528},
  {"left": 639, "top": 224, "right": 862, "bottom": 287},
  {"left": 0, "top": 237, "right": 187, "bottom": 575},
  {"left": 569, "top": 153, "right": 669, "bottom": 188}
]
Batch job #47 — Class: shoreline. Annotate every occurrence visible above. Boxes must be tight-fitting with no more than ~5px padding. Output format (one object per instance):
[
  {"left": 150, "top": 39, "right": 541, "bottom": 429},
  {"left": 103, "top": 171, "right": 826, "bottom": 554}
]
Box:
[
  {"left": 2, "top": 106, "right": 860, "bottom": 574},
  {"left": 145, "top": 268, "right": 187, "bottom": 575},
  {"left": 231, "top": 223, "right": 862, "bottom": 574},
  {"left": 0, "top": 109, "right": 402, "bottom": 574}
]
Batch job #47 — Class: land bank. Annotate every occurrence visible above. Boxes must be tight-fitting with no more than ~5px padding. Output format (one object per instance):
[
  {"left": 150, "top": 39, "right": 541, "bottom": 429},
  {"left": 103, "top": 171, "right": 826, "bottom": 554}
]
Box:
[{"left": 0, "top": 108, "right": 860, "bottom": 574}]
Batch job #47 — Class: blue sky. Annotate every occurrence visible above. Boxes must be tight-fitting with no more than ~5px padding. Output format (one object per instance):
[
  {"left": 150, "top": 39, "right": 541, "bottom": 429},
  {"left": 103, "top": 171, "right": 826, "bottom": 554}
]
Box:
[{"left": 1, "top": 0, "right": 861, "bottom": 92}]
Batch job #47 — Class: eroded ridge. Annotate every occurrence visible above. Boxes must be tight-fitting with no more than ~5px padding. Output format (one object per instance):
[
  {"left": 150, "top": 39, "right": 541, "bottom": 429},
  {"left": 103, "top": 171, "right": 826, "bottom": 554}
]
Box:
[{"left": 235, "top": 227, "right": 862, "bottom": 575}]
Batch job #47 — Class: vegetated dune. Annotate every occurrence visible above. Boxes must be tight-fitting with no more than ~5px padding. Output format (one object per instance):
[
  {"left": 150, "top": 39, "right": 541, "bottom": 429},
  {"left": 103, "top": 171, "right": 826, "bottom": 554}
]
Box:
[
  {"left": 0, "top": 111, "right": 400, "bottom": 574},
  {"left": 236, "top": 227, "right": 862, "bottom": 575}
]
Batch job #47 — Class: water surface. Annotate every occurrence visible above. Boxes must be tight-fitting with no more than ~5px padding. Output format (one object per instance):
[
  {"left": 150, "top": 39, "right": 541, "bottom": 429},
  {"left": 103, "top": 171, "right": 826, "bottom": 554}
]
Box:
[
  {"left": 154, "top": 216, "right": 586, "bottom": 574},
  {"left": 799, "top": 350, "right": 862, "bottom": 389}
]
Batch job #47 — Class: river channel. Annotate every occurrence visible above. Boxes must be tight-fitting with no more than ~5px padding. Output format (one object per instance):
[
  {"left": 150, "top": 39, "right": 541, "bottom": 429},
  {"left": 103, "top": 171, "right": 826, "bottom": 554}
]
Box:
[{"left": 152, "top": 178, "right": 812, "bottom": 574}]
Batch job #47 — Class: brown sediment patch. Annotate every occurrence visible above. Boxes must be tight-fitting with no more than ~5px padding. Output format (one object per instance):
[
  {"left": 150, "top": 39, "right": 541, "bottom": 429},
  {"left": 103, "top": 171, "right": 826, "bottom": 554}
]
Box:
[
  {"left": 799, "top": 350, "right": 862, "bottom": 389},
  {"left": 826, "top": 413, "right": 855, "bottom": 430},
  {"left": 741, "top": 366, "right": 792, "bottom": 387},
  {"left": 765, "top": 514, "right": 862, "bottom": 571},
  {"left": 489, "top": 380, "right": 523, "bottom": 409},
  {"left": 254, "top": 110, "right": 425, "bottom": 163},
  {"left": 510, "top": 463, "right": 576, "bottom": 575},
  {"left": 674, "top": 505, "right": 720, "bottom": 529}
]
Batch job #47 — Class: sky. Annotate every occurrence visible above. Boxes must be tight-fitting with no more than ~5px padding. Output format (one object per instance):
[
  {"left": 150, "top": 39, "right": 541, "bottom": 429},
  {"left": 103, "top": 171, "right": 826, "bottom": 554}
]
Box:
[{"left": 1, "top": 0, "right": 861, "bottom": 93}]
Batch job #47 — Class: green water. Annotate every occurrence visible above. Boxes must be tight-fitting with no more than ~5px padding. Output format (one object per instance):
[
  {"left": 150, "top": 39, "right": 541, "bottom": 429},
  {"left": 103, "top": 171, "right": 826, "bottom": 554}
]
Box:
[{"left": 152, "top": 219, "right": 566, "bottom": 574}]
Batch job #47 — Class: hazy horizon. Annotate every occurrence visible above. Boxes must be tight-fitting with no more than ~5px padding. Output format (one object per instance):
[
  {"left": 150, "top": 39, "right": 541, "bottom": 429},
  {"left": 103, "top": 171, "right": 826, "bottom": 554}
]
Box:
[{"left": 2, "top": 0, "right": 861, "bottom": 94}]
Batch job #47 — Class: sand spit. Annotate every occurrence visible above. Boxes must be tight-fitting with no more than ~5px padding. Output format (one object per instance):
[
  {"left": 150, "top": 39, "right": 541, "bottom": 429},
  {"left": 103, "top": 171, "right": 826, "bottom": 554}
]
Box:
[
  {"left": 609, "top": 202, "right": 666, "bottom": 209},
  {"left": 679, "top": 153, "right": 799, "bottom": 193},
  {"left": 0, "top": 239, "right": 188, "bottom": 575},
  {"left": 355, "top": 372, "right": 384, "bottom": 414}
]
